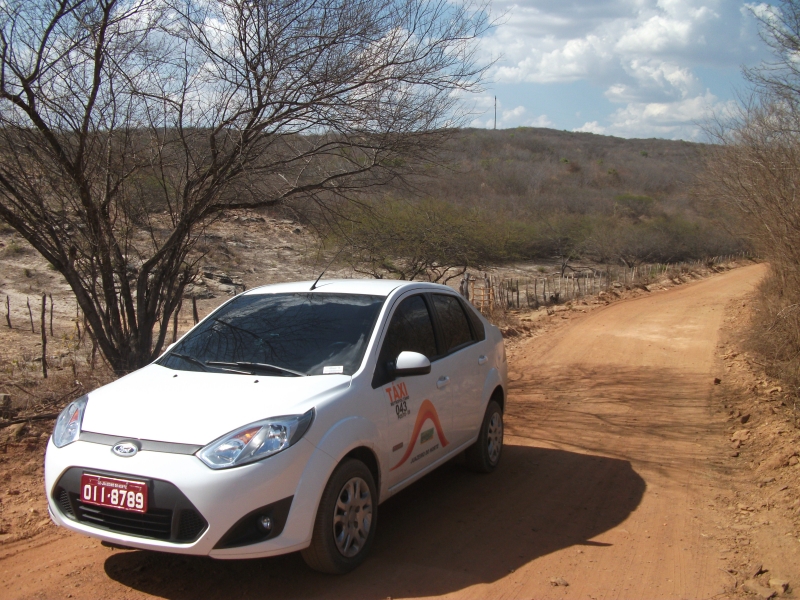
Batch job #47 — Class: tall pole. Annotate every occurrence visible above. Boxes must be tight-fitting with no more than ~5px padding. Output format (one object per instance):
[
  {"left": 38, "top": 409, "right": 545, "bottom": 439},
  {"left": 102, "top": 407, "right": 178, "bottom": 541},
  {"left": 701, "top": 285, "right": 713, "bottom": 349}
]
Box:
[{"left": 494, "top": 96, "right": 497, "bottom": 130}]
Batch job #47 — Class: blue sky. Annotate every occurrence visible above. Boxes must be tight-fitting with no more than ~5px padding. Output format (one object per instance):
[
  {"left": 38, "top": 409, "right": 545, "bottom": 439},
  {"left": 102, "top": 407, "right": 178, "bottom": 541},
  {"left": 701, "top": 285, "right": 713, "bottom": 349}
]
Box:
[{"left": 470, "top": 0, "right": 773, "bottom": 140}]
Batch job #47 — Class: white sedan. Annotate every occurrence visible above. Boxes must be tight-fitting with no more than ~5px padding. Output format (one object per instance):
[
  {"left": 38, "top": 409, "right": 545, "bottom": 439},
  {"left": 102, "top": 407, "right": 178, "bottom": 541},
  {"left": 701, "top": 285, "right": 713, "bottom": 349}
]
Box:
[{"left": 45, "top": 279, "right": 507, "bottom": 573}]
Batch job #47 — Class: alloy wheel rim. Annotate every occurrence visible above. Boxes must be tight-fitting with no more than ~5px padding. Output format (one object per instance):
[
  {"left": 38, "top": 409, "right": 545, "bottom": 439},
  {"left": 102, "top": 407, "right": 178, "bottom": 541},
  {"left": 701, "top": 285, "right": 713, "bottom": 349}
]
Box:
[
  {"left": 487, "top": 411, "right": 503, "bottom": 464},
  {"left": 332, "top": 476, "right": 372, "bottom": 558}
]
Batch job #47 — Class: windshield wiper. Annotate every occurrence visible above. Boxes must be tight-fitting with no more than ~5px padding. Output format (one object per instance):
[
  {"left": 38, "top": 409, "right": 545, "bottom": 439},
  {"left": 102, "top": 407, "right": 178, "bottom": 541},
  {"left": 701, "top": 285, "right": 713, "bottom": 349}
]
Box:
[
  {"left": 170, "top": 352, "right": 209, "bottom": 371},
  {"left": 170, "top": 353, "right": 252, "bottom": 375},
  {"left": 205, "top": 361, "right": 306, "bottom": 377}
]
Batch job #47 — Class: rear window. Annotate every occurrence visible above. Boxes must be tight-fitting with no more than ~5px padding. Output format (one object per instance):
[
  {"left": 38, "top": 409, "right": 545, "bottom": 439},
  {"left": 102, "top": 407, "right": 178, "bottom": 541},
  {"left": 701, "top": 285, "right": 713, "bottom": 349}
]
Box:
[
  {"left": 157, "top": 293, "right": 385, "bottom": 376},
  {"left": 431, "top": 294, "right": 474, "bottom": 353},
  {"left": 461, "top": 299, "right": 486, "bottom": 341}
]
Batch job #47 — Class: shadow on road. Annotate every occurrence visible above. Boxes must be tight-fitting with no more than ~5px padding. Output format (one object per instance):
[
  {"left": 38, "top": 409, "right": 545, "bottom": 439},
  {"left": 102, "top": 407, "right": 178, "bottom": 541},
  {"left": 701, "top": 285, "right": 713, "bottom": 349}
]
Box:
[
  {"left": 104, "top": 444, "right": 644, "bottom": 599},
  {"left": 507, "top": 364, "right": 734, "bottom": 481}
]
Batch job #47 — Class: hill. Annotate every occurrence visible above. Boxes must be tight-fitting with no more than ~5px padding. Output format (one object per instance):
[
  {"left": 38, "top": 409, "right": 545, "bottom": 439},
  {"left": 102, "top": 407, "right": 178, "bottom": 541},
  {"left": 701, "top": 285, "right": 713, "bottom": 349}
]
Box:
[{"left": 326, "top": 128, "right": 743, "bottom": 281}]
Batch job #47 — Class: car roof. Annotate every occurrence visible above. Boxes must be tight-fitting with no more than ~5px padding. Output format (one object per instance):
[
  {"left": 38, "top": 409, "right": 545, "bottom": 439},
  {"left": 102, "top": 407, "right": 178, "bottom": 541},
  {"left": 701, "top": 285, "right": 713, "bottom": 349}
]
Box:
[{"left": 242, "top": 279, "right": 457, "bottom": 298}]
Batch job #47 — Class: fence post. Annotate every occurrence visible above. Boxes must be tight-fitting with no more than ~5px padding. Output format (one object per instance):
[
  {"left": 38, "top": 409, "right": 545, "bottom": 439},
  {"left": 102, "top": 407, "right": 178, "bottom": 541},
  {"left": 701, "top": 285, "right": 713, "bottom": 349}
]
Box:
[
  {"left": 49, "top": 293, "right": 53, "bottom": 336},
  {"left": 459, "top": 271, "right": 470, "bottom": 300},
  {"left": 5, "top": 295, "right": 10, "bottom": 329},
  {"left": 40, "top": 293, "right": 48, "bottom": 379},
  {"left": 192, "top": 295, "right": 199, "bottom": 325},
  {"left": 26, "top": 297, "right": 34, "bottom": 333}
]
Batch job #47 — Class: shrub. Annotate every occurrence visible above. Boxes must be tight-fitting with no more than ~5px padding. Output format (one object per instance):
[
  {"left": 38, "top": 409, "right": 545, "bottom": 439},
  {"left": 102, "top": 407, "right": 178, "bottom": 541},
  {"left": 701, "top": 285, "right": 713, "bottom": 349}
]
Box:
[
  {"left": 615, "top": 194, "right": 655, "bottom": 219},
  {"left": 327, "top": 198, "right": 515, "bottom": 282}
]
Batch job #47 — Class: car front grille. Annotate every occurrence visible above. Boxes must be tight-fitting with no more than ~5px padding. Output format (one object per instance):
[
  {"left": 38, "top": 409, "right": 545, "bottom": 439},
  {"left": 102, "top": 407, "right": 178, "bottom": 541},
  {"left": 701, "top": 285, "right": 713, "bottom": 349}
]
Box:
[
  {"left": 54, "top": 468, "right": 207, "bottom": 544},
  {"left": 58, "top": 488, "right": 74, "bottom": 518},
  {"left": 75, "top": 501, "right": 173, "bottom": 539}
]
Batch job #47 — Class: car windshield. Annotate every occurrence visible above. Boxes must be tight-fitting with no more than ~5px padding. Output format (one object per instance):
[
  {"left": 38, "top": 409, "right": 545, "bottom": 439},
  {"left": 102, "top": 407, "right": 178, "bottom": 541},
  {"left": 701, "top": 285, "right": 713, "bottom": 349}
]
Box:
[{"left": 157, "top": 293, "right": 385, "bottom": 376}]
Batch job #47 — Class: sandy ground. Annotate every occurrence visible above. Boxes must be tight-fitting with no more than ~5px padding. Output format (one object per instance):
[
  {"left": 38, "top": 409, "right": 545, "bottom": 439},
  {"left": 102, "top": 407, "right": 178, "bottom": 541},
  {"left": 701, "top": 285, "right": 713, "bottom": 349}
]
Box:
[{"left": 2, "top": 262, "right": 797, "bottom": 600}]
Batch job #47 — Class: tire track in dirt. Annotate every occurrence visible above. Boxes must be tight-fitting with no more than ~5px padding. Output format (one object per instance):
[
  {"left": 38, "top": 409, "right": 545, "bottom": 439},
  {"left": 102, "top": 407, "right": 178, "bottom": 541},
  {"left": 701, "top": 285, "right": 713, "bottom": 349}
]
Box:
[{"left": 0, "top": 264, "right": 766, "bottom": 600}]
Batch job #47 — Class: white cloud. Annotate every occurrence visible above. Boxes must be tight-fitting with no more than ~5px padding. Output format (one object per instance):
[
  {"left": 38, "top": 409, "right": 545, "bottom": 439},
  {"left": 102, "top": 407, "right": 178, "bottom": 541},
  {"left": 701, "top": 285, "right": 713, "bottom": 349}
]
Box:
[
  {"left": 486, "top": 0, "right": 754, "bottom": 88},
  {"left": 502, "top": 105, "right": 527, "bottom": 121},
  {"left": 614, "top": 14, "right": 694, "bottom": 54},
  {"left": 608, "top": 59, "right": 702, "bottom": 103},
  {"left": 574, "top": 121, "right": 607, "bottom": 134},
  {"left": 529, "top": 114, "right": 555, "bottom": 127},
  {"left": 469, "top": 97, "right": 553, "bottom": 128},
  {"left": 477, "top": 0, "right": 767, "bottom": 138},
  {"left": 577, "top": 90, "right": 737, "bottom": 139}
]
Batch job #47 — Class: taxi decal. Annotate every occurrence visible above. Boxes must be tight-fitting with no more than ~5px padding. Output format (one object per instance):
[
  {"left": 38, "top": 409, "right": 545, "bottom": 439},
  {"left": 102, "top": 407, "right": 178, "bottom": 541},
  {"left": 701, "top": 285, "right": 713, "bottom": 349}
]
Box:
[
  {"left": 386, "top": 382, "right": 411, "bottom": 420},
  {"left": 390, "top": 399, "right": 449, "bottom": 471}
]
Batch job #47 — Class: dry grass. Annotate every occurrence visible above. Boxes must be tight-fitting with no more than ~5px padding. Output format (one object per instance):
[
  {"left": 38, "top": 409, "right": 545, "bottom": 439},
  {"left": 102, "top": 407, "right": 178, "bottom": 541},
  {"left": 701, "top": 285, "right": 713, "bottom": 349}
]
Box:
[
  {"left": 747, "top": 272, "right": 800, "bottom": 405},
  {"left": 0, "top": 324, "right": 116, "bottom": 432}
]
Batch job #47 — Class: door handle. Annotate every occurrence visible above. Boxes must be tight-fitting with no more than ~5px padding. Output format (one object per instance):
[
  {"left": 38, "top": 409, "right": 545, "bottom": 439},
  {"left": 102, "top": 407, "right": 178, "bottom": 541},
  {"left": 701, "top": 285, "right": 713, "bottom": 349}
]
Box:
[
  {"left": 436, "top": 376, "right": 450, "bottom": 389},
  {"left": 478, "top": 355, "right": 488, "bottom": 365}
]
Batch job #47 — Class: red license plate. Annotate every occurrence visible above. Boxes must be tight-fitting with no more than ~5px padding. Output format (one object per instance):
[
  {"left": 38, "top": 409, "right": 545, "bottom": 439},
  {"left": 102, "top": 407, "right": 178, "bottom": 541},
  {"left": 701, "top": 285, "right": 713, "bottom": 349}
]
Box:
[{"left": 80, "top": 474, "right": 148, "bottom": 513}]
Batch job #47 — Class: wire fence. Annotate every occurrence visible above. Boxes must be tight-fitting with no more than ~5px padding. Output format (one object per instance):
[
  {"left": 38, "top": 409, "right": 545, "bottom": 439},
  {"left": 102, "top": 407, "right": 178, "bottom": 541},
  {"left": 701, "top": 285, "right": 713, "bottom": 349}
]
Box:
[{"left": 458, "top": 253, "right": 752, "bottom": 315}]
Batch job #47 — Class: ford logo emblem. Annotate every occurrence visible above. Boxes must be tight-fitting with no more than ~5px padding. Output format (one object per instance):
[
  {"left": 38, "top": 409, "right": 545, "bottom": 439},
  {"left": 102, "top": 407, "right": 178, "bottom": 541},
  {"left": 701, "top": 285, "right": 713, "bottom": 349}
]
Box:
[{"left": 112, "top": 441, "right": 140, "bottom": 457}]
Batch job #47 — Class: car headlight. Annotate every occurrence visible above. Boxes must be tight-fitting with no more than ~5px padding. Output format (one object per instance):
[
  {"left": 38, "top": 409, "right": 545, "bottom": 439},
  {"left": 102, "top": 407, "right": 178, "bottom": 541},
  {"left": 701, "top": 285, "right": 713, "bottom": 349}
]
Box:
[
  {"left": 197, "top": 409, "right": 314, "bottom": 469},
  {"left": 52, "top": 395, "right": 88, "bottom": 448}
]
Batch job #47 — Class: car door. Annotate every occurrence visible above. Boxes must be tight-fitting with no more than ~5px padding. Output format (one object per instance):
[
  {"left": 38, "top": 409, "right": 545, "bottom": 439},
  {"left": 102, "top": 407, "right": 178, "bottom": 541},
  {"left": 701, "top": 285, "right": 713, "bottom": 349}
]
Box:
[
  {"left": 372, "top": 293, "right": 452, "bottom": 488},
  {"left": 429, "top": 293, "right": 489, "bottom": 448}
]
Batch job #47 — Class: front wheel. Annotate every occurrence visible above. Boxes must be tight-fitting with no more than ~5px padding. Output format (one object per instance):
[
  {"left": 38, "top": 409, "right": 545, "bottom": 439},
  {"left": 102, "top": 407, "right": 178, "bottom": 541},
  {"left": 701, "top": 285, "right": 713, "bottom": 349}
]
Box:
[
  {"left": 465, "top": 399, "right": 503, "bottom": 473},
  {"left": 301, "top": 458, "right": 377, "bottom": 574}
]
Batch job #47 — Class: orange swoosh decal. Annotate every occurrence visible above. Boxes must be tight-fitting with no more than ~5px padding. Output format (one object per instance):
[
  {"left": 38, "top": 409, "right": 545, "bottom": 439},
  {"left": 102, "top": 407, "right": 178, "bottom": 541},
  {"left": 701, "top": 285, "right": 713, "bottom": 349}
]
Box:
[{"left": 390, "top": 399, "right": 449, "bottom": 471}]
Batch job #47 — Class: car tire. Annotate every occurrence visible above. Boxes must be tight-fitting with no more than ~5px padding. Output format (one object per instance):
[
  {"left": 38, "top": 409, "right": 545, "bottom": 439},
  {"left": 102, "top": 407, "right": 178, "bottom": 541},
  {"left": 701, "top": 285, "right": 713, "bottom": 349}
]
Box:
[
  {"left": 465, "top": 399, "right": 503, "bottom": 473},
  {"left": 301, "top": 458, "right": 378, "bottom": 574}
]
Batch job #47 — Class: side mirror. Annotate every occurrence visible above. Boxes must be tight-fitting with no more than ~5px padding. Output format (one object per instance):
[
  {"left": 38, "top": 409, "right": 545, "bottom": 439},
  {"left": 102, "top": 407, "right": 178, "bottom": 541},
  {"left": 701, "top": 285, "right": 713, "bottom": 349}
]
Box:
[{"left": 394, "top": 351, "right": 431, "bottom": 377}]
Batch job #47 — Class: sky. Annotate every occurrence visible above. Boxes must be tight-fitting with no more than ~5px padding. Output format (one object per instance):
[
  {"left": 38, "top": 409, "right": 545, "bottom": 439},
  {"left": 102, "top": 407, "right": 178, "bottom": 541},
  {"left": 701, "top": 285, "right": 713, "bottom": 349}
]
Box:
[{"left": 470, "top": 0, "right": 773, "bottom": 140}]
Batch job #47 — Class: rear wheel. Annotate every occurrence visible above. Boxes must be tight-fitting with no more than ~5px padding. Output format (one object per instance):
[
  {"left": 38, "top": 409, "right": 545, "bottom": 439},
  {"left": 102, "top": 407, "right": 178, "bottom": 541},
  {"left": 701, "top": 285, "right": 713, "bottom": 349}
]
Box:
[
  {"left": 301, "top": 458, "right": 377, "bottom": 574},
  {"left": 465, "top": 399, "right": 503, "bottom": 473}
]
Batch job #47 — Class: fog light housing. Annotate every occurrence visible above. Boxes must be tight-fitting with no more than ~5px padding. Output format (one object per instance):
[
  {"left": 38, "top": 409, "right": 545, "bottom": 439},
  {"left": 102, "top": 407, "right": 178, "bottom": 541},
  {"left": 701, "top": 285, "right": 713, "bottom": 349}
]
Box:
[
  {"left": 257, "top": 515, "right": 273, "bottom": 532},
  {"left": 213, "top": 496, "right": 294, "bottom": 549}
]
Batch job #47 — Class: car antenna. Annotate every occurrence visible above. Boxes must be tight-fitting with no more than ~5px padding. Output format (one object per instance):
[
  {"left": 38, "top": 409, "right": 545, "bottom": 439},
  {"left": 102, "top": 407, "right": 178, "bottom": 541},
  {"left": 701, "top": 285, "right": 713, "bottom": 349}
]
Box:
[{"left": 310, "top": 246, "right": 345, "bottom": 290}]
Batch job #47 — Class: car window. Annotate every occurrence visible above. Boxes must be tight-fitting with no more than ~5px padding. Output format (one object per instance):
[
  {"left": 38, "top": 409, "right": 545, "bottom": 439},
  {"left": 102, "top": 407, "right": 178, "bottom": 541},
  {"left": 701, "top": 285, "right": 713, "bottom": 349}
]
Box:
[
  {"left": 372, "top": 295, "right": 437, "bottom": 388},
  {"left": 461, "top": 298, "right": 486, "bottom": 341},
  {"left": 157, "top": 293, "right": 385, "bottom": 376},
  {"left": 431, "top": 293, "right": 474, "bottom": 353}
]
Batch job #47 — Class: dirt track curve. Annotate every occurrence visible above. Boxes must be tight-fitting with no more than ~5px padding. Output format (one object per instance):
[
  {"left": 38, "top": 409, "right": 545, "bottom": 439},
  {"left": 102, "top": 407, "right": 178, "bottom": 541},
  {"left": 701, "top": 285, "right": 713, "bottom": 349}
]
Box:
[{"left": 0, "top": 264, "right": 767, "bottom": 600}]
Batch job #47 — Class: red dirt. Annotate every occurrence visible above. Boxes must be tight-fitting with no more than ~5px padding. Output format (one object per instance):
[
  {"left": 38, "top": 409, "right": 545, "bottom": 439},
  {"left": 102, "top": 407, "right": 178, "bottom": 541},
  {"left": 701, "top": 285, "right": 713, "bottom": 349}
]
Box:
[{"left": 3, "top": 262, "right": 799, "bottom": 599}]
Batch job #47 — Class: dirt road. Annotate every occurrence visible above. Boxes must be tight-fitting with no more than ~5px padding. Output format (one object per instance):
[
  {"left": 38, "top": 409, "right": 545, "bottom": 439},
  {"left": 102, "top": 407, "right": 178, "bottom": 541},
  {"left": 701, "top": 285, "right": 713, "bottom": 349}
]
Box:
[{"left": 1, "top": 264, "right": 769, "bottom": 599}]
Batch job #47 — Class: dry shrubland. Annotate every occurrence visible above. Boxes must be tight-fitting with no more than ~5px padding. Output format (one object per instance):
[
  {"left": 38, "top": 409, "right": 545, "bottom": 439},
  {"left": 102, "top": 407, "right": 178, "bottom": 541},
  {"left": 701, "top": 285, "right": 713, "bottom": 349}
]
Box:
[
  {"left": 697, "top": 0, "right": 800, "bottom": 401},
  {"left": 325, "top": 128, "right": 746, "bottom": 279},
  {"left": 701, "top": 100, "right": 800, "bottom": 398}
]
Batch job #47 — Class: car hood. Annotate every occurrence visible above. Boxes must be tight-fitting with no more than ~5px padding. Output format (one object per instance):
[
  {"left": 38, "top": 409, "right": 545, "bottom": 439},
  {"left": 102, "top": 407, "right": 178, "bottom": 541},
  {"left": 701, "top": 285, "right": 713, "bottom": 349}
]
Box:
[{"left": 80, "top": 365, "right": 351, "bottom": 445}]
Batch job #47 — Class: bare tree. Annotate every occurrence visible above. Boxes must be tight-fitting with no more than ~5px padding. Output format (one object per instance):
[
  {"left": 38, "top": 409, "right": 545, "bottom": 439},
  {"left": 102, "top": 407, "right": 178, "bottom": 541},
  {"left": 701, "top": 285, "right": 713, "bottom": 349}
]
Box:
[
  {"left": 745, "top": 0, "right": 800, "bottom": 106},
  {"left": 701, "top": 101, "right": 800, "bottom": 285},
  {"left": 699, "top": 1, "right": 800, "bottom": 388},
  {"left": 703, "top": 1, "right": 800, "bottom": 285},
  {"left": 0, "top": 0, "right": 490, "bottom": 373}
]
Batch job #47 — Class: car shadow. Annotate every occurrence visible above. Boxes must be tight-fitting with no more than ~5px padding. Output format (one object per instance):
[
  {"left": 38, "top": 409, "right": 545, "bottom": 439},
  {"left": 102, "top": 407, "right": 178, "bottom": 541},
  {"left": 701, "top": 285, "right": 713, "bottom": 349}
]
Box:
[{"left": 104, "top": 444, "right": 644, "bottom": 599}]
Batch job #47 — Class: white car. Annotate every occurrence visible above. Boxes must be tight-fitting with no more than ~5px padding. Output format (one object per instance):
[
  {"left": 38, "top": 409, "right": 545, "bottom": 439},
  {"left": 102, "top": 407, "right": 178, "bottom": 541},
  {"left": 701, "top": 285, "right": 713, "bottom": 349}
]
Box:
[{"left": 44, "top": 279, "right": 507, "bottom": 573}]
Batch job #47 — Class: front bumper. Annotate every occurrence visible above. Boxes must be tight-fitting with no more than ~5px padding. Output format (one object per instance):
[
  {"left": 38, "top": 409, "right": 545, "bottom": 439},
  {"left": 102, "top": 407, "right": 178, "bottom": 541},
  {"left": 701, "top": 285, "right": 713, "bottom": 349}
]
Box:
[{"left": 44, "top": 435, "right": 332, "bottom": 558}]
